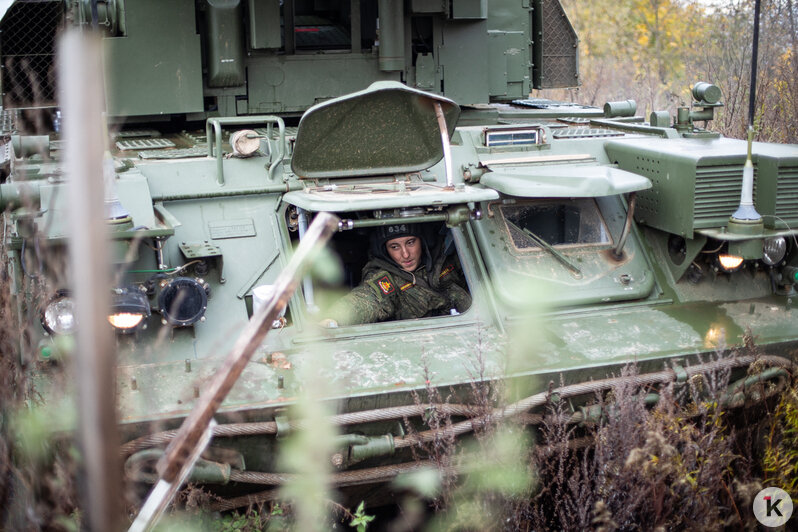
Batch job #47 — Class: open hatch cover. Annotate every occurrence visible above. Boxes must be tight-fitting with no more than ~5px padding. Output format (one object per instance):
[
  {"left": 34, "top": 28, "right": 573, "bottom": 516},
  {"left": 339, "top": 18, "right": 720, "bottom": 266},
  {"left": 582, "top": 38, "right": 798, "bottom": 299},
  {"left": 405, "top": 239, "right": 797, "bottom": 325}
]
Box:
[{"left": 291, "top": 81, "right": 460, "bottom": 179}]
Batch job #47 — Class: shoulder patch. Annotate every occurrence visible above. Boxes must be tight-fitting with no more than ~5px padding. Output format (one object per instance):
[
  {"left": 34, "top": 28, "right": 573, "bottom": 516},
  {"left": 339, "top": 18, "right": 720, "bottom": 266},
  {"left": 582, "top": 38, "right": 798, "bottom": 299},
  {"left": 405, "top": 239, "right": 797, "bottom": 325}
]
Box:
[
  {"left": 400, "top": 282, "right": 414, "bottom": 291},
  {"left": 377, "top": 276, "right": 395, "bottom": 295},
  {"left": 439, "top": 264, "right": 455, "bottom": 278}
]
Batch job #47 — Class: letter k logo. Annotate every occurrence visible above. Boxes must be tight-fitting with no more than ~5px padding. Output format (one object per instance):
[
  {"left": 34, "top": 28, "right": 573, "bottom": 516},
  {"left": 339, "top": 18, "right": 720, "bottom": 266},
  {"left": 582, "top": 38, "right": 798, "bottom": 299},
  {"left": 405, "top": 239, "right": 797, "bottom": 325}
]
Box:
[
  {"left": 754, "top": 487, "right": 792, "bottom": 526},
  {"left": 765, "top": 496, "right": 783, "bottom": 517}
]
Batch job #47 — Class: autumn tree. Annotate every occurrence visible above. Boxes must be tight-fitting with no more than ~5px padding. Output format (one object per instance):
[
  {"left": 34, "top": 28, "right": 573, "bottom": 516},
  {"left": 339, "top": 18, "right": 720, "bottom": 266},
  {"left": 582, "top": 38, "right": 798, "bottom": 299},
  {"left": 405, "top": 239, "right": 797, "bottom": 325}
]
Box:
[{"left": 553, "top": 0, "right": 797, "bottom": 141}]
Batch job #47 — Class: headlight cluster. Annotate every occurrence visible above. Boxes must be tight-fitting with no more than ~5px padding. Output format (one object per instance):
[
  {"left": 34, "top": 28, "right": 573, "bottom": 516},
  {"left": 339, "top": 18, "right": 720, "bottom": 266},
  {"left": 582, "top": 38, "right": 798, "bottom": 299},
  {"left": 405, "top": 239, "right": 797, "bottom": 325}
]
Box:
[
  {"left": 42, "top": 277, "right": 209, "bottom": 336},
  {"left": 713, "top": 236, "right": 789, "bottom": 273}
]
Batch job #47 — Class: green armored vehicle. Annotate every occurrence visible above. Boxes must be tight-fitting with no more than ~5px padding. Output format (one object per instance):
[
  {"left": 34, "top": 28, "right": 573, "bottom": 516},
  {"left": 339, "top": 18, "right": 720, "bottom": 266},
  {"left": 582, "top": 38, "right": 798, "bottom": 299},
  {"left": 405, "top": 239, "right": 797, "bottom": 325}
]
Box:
[{"left": 1, "top": 0, "right": 797, "bottom": 521}]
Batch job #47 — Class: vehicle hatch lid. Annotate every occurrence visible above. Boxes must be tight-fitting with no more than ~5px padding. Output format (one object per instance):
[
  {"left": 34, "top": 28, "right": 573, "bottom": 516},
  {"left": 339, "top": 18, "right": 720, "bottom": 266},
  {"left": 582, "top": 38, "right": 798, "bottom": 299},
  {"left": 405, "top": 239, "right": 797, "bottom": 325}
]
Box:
[
  {"left": 291, "top": 81, "right": 460, "bottom": 179},
  {"left": 480, "top": 164, "right": 651, "bottom": 198}
]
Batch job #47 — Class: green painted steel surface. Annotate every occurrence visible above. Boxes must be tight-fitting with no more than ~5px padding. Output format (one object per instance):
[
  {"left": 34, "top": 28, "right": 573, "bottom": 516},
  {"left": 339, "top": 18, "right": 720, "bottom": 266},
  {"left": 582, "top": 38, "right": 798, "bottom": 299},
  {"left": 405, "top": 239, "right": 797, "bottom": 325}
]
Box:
[
  {"left": 2, "top": 0, "right": 798, "bottom": 501},
  {"left": 0, "top": 0, "right": 579, "bottom": 120},
  {"left": 292, "top": 82, "right": 459, "bottom": 179},
  {"left": 606, "top": 138, "right": 798, "bottom": 237},
  {"left": 104, "top": 0, "right": 204, "bottom": 117},
  {"left": 13, "top": 90, "right": 794, "bottom": 429},
  {"left": 282, "top": 182, "right": 498, "bottom": 212},
  {"left": 480, "top": 164, "right": 652, "bottom": 198},
  {"left": 205, "top": 0, "right": 246, "bottom": 88}
]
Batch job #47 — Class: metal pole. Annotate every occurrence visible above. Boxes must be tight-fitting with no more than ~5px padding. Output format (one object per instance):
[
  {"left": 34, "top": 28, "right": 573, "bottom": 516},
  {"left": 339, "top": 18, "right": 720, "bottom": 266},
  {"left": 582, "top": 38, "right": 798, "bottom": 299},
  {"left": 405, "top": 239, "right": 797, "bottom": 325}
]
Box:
[
  {"left": 434, "top": 102, "right": 454, "bottom": 189},
  {"left": 59, "top": 30, "right": 122, "bottom": 532},
  {"left": 296, "top": 208, "right": 316, "bottom": 311},
  {"left": 613, "top": 193, "right": 636, "bottom": 259}
]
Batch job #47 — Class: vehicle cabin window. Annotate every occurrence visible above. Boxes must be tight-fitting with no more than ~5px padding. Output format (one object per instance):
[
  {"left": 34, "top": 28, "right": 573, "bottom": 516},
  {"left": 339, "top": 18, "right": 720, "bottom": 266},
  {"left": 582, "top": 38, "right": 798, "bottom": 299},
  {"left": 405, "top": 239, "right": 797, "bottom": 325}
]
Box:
[
  {"left": 472, "top": 196, "right": 654, "bottom": 308},
  {"left": 290, "top": 212, "right": 472, "bottom": 326},
  {"left": 501, "top": 199, "right": 612, "bottom": 251},
  {"left": 281, "top": 1, "right": 377, "bottom": 52}
]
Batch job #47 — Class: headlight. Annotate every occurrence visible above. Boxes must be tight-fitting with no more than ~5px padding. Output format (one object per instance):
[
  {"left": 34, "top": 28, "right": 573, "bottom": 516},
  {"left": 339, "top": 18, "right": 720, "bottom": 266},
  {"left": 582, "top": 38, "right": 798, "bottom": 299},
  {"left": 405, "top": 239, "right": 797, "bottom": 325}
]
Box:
[
  {"left": 41, "top": 292, "right": 77, "bottom": 335},
  {"left": 158, "top": 277, "right": 208, "bottom": 327},
  {"left": 109, "top": 287, "right": 151, "bottom": 333},
  {"left": 762, "top": 236, "right": 787, "bottom": 266},
  {"left": 718, "top": 253, "right": 744, "bottom": 272}
]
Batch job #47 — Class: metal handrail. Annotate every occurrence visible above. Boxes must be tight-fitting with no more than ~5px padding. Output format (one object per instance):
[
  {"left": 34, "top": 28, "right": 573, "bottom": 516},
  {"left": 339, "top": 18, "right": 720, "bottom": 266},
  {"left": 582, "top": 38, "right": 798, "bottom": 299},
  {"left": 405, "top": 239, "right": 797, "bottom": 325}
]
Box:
[{"left": 205, "top": 115, "right": 286, "bottom": 185}]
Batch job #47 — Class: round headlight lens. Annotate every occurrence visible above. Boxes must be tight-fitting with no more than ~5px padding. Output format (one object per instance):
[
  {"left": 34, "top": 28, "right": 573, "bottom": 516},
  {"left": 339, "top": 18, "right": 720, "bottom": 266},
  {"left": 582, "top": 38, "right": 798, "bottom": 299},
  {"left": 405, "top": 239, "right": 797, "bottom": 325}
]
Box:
[
  {"left": 763, "top": 236, "right": 787, "bottom": 266},
  {"left": 42, "top": 294, "right": 77, "bottom": 335}
]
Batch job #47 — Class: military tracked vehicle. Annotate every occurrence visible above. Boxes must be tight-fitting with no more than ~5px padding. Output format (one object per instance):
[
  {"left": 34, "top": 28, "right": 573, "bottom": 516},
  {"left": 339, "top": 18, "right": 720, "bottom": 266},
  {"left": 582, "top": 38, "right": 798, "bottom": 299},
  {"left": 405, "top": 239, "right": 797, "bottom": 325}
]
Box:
[{"left": 1, "top": 0, "right": 798, "bottom": 519}]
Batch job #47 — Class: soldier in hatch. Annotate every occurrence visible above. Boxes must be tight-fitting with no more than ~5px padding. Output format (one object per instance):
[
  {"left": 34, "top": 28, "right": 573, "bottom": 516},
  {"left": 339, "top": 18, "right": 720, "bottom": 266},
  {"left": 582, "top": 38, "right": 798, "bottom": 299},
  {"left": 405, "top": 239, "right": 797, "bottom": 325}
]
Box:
[{"left": 327, "top": 223, "right": 471, "bottom": 326}]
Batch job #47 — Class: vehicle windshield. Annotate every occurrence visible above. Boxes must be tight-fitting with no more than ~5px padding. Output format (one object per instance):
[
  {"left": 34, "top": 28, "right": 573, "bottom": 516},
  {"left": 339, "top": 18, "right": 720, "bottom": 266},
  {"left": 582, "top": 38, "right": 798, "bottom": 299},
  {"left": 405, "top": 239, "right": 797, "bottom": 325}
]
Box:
[{"left": 500, "top": 199, "right": 612, "bottom": 251}]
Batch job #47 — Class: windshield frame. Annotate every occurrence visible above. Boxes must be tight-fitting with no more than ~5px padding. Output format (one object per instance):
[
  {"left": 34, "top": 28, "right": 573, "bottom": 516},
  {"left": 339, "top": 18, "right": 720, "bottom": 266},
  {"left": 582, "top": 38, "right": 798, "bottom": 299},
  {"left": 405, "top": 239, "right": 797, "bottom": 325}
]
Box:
[{"left": 498, "top": 198, "right": 614, "bottom": 254}]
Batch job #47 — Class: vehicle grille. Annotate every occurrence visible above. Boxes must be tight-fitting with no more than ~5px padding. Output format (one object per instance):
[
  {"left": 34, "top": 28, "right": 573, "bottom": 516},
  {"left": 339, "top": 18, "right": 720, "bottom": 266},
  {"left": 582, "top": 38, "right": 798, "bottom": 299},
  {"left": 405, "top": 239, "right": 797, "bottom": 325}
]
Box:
[
  {"left": 693, "top": 164, "right": 754, "bottom": 227},
  {"left": 552, "top": 128, "right": 624, "bottom": 139},
  {"left": 775, "top": 165, "right": 798, "bottom": 225}
]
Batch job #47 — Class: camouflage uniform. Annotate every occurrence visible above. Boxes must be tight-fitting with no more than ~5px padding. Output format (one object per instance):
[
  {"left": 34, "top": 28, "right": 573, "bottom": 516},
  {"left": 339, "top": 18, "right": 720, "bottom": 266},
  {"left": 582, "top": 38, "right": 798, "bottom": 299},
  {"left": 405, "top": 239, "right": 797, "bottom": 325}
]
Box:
[{"left": 330, "top": 254, "right": 471, "bottom": 326}]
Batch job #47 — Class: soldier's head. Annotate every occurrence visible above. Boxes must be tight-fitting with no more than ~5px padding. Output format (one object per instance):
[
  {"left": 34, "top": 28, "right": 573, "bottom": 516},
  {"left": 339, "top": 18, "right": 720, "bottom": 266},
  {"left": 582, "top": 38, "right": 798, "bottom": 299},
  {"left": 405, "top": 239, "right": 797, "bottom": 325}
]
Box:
[{"left": 373, "top": 223, "right": 424, "bottom": 272}]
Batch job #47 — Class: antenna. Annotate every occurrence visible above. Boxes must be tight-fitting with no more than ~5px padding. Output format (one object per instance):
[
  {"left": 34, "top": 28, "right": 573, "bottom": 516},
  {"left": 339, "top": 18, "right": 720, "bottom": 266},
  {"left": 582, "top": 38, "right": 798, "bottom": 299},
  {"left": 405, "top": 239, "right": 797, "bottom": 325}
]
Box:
[
  {"left": 731, "top": 0, "right": 762, "bottom": 222},
  {"left": 748, "top": 0, "right": 761, "bottom": 131}
]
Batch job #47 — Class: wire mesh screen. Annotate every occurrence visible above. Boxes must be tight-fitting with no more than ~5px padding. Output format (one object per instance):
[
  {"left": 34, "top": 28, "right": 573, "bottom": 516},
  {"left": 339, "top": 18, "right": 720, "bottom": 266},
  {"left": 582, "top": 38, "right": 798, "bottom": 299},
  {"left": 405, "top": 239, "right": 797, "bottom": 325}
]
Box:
[
  {"left": 539, "top": 0, "right": 579, "bottom": 89},
  {"left": 1, "top": 0, "right": 65, "bottom": 111}
]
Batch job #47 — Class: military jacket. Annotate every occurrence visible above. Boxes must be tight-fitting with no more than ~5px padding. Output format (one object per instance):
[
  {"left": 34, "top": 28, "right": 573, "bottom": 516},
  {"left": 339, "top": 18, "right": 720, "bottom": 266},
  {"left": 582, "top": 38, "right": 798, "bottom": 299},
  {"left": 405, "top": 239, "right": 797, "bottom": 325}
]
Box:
[{"left": 330, "top": 255, "right": 471, "bottom": 326}]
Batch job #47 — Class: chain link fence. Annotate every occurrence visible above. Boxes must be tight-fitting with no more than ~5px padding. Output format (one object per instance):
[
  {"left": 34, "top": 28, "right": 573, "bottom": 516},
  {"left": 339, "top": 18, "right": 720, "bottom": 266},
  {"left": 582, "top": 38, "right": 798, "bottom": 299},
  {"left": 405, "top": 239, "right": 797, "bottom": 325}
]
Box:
[{"left": 1, "top": 0, "right": 65, "bottom": 125}]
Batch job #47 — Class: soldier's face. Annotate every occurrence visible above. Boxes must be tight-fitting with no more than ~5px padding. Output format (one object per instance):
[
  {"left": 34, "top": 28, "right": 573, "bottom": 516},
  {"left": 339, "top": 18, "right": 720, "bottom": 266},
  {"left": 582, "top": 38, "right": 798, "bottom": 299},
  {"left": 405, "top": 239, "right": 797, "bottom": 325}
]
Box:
[{"left": 386, "top": 236, "right": 422, "bottom": 272}]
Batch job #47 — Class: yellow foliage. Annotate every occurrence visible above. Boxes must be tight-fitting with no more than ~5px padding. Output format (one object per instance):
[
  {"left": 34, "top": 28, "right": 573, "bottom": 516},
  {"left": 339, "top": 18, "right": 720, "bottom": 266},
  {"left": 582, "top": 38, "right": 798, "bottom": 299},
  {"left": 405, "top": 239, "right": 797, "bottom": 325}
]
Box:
[
  {"left": 763, "top": 387, "right": 798, "bottom": 501},
  {"left": 559, "top": 0, "right": 796, "bottom": 140}
]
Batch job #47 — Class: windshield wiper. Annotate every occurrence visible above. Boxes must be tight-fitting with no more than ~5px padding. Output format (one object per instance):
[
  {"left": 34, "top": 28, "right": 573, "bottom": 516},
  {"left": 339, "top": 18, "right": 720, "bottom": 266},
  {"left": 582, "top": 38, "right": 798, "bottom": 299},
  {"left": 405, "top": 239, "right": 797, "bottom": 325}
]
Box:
[{"left": 505, "top": 219, "right": 583, "bottom": 278}]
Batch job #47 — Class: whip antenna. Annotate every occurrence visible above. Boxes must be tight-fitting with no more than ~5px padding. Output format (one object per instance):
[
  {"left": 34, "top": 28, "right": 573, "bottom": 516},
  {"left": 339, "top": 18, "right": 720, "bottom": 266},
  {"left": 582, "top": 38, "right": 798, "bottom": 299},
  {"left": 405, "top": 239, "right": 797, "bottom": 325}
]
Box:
[
  {"left": 731, "top": 0, "right": 762, "bottom": 222},
  {"left": 748, "top": 0, "right": 761, "bottom": 131}
]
